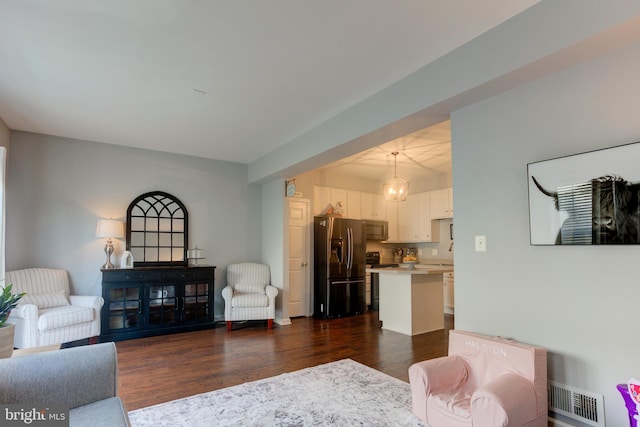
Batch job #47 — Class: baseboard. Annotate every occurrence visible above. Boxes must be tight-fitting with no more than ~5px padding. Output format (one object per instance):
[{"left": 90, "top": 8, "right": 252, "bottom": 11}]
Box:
[
  {"left": 548, "top": 416, "right": 576, "bottom": 426},
  {"left": 276, "top": 317, "right": 292, "bottom": 326}
]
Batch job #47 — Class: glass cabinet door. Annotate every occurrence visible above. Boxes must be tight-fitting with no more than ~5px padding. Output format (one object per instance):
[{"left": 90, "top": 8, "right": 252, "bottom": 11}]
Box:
[
  {"left": 147, "top": 285, "right": 178, "bottom": 327},
  {"left": 108, "top": 286, "right": 142, "bottom": 331},
  {"left": 182, "top": 283, "right": 210, "bottom": 323}
]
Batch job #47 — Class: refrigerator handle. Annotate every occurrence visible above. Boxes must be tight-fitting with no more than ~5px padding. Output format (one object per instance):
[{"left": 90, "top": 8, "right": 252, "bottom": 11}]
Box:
[
  {"left": 347, "top": 227, "right": 353, "bottom": 270},
  {"left": 350, "top": 227, "right": 354, "bottom": 270}
]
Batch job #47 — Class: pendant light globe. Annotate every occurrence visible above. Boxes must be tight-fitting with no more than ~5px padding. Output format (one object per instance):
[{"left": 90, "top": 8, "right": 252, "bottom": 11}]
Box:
[{"left": 383, "top": 152, "right": 409, "bottom": 201}]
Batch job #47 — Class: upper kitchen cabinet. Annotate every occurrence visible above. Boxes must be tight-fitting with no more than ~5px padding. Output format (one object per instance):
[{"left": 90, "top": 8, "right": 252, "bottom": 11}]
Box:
[
  {"left": 347, "top": 190, "right": 362, "bottom": 219},
  {"left": 397, "top": 194, "right": 419, "bottom": 241},
  {"left": 387, "top": 192, "right": 439, "bottom": 243},
  {"left": 313, "top": 185, "right": 348, "bottom": 216},
  {"left": 361, "top": 192, "right": 386, "bottom": 220},
  {"left": 429, "top": 187, "right": 453, "bottom": 219},
  {"left": 313, "top": 186, "right": 386, "bottom": 220},
  {"left": 417, "top": 192, "right": 437, "bottom": 242},
  {"left": 386, "top": 199, "right": 398, "bottom": 242}
]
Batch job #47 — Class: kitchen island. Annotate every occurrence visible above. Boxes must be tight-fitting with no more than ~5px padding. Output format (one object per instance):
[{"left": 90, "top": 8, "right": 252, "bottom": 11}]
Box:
[{"left": 367, "top": 265, "right": 453, "bottom": 336}]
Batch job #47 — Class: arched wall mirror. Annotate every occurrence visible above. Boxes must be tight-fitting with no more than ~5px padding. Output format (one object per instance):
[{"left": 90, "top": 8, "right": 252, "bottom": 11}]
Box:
[{"left": 126, "top": 191, "right": 188, "bottom": 266}]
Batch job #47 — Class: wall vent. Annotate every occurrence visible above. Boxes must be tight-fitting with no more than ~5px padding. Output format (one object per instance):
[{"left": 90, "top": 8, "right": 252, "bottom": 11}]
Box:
[{"left": 548, "top": 381, "right": 605, "bottom": 426}]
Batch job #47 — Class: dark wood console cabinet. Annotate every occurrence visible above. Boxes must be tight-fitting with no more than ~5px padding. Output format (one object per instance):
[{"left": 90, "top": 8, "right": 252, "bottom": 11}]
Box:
[{"left": 100, "top": 266, "right": 216, "bottom": 342}]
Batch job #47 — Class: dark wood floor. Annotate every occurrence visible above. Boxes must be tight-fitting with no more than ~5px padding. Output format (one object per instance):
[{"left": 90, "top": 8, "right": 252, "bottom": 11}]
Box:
[{"left": 115, "top": 311, "right": 454, "bottom": 410}]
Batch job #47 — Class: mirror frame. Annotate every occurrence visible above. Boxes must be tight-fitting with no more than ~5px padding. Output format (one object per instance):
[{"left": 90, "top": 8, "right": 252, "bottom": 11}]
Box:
[{"left": 126, "top": 191, "right": 188, "bottom": 266}]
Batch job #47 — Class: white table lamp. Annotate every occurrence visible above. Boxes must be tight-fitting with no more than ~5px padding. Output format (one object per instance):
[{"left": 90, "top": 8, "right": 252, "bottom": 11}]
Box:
[{"left": 96, "top": 219, "right": 125, "bottom": 269}]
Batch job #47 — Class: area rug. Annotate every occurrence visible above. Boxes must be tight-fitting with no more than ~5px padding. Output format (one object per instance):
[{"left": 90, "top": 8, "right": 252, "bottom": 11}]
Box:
[{"left": 128, "top": 359, "right": 428, "bottom": 426}]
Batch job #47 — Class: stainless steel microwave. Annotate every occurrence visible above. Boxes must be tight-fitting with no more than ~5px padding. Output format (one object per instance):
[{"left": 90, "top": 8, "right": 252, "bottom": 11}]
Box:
[{"left": 365, "top": 220, "right": 388, "bottom": 241}]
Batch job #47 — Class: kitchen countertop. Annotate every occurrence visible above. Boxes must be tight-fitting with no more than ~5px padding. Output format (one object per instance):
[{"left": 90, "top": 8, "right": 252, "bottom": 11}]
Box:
[{"left": 367, "top": 265, "right": 453, "bottom": 274}]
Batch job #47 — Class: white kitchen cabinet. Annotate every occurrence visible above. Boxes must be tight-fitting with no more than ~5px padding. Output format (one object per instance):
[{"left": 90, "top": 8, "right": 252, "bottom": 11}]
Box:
[
  {"left": 347, "top": 190, "right": 362, "bottom": 219},
  {"left": 443, "top": 272, "right": 454, "bottom": 314},
  {"left": 331, "top": 188, "right": 347, "bottom": 214},
  {"left": 398, "top": 194, "right": 419, "bottom": 241},
  {"left": 417, "top": 192, "right": 434, "bottom": 241},
  {"left": 313, "top": 186, "right": 331, "bottom": 216},
  {"left": 313, "top": 186, "right": 349, "bottom": 216},
  {"left": 385, "top": 200, "right": 399, "bottom": 242},
  {"left": 388, "top": 192, "right": 439, "bottom": 243},
  {"left": 361, "top": 192, "right": 386, "bottom": 220},
  {"left": 373, "top": 194, "right": 387, "bottom": 220},
  {"left": 430, "top": 187, "right": 453, "bottom": 219}
]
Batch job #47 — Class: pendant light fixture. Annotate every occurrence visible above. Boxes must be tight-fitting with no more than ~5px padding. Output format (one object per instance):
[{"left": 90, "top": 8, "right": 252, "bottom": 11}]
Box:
[{"left": 383, "top": 151, "right": 409, "bottom": 201}]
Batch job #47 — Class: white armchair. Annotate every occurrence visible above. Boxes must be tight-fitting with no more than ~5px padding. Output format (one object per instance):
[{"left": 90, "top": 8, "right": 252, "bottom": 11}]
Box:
[
  {"left": 222, "top": 263, "right": 278, "bottom": 331},
  {"left": 6, "top": 268, "right": 104, "bottom": 348}
]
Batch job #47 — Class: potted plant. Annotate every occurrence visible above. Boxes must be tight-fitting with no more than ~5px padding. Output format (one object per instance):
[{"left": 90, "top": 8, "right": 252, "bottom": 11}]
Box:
[{"left": 0, "top": 283, "right": 26, "bottom": 358}]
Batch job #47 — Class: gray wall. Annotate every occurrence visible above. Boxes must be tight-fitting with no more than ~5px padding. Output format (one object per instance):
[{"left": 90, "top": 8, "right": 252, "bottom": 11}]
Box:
[
  {"left": 261, "top": 178, "right": 288, "bottom": 324},
  {"left": 453, "top": 38, "right": 640, "bottom": 426},
  {"left": 0, "top": 118, "right": 9, "bottom": 149},
  {"left": 6, "top": 131, "right": 262, "bottom": 319}
]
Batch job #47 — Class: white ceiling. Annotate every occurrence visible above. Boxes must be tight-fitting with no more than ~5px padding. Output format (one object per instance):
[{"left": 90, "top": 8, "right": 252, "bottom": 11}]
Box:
[
  {"left": 0, "top": 0, "right": 539, "bottom": 168},
  {"left": 317, "top": 120, "right": 452, "bottom": 183}
]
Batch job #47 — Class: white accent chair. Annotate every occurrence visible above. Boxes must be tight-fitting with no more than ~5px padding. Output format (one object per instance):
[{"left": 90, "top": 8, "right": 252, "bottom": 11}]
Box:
[
  {"left": 222, "top": 263, "right": 278, "bottom": 331},
  {"left": 6, "top": 268, "right": 104, "bottom": 348}
]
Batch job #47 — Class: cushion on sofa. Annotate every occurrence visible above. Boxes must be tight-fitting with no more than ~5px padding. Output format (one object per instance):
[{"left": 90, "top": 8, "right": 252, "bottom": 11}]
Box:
[
  {"left": 69, "top": 397, "right": 130, "bottom": 427},
  {"left": 37, "top": 305, "right": 94, "bottom": 331},
  {"left": 234, "top": 282, "right": 266, "bottom": 294},
  {"left": 428, "top": 386, "right": 474, "bottom": 417},
  {"left": 231, "top": 293, "right": 268, "bottom": 308},
  {"left": 22, "top": 291, "right": 70, "bottom": 309}
]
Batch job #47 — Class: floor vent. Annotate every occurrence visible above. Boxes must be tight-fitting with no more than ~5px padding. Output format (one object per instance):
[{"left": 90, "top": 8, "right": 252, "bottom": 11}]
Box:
[{"left": 548, "top": 381, "right": 605, "bottom": 426}]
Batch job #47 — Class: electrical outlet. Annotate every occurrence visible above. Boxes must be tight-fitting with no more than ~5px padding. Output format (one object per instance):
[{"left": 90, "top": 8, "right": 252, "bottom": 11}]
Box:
[
  {"left": 475, "top": 235, "right": 487, "bottom": 252},
  {"left": 431, "top": 249, "right": 438, "bottom": 256},
  {"left": 417, "top": 249, "right": 423, "bottom": 256}
]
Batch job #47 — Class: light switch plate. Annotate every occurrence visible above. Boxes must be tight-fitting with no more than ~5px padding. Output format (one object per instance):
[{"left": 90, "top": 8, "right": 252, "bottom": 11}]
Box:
[
  {"left": 475, "top": 235, "right": 487, "bottom": 252},
  {"left": 431, "top": 249, "right": 438, "bottom": 256}
]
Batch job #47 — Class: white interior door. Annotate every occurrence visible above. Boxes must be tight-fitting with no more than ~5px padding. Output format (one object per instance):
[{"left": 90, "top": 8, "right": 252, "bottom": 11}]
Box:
[{"left": 288, "top": 198, "right": 310, "bottom": 317}]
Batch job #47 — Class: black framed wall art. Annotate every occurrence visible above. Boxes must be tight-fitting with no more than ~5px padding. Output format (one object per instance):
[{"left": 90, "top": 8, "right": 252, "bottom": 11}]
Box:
[{"left": 528, "top": 141, "right": 640, "bottom": 245}]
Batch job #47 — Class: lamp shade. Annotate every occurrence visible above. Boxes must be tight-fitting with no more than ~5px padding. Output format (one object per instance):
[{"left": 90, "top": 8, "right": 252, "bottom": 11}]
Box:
[
  {"left": 383, "top": 177, "right": 409, "bottom": 201},
  {"left": 383, "top": 151, "right": 409, "bottom": 201},
  {"left": 96, "top": 219, "right": 125, "bottom": 238}
]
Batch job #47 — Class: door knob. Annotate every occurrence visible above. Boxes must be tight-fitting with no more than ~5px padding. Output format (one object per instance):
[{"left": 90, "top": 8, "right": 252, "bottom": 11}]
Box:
[{"left": 301, "top": 262, "right": 308, "bottom": 267}]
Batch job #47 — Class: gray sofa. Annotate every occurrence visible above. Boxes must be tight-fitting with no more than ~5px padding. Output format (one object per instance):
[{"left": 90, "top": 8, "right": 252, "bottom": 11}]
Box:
[{"left": 0, "top": 342, "right": 130, "bottom": 427}]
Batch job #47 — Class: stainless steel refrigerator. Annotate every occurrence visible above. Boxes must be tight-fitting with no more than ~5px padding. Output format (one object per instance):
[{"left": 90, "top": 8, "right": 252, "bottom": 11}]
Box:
[{"left": 314, "top": 216, "right": 366, "bottom": 318}]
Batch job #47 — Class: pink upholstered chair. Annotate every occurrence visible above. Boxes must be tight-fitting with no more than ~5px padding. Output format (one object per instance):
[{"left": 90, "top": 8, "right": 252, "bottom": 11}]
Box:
[{"left": 409, "top": 330, "right": 547, "bottom": 427}]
